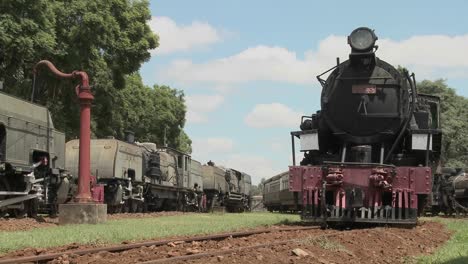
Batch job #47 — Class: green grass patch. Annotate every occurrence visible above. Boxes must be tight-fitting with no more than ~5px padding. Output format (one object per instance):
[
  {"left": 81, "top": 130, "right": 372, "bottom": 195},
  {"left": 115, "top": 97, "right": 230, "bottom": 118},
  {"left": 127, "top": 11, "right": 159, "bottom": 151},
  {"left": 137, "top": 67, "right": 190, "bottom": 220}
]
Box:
[
  {"left": 418, "top": 217, "right": 468, "bottom": 264},
  {"left": 0, "top": 212, "right": 299, "bottom": 254}
]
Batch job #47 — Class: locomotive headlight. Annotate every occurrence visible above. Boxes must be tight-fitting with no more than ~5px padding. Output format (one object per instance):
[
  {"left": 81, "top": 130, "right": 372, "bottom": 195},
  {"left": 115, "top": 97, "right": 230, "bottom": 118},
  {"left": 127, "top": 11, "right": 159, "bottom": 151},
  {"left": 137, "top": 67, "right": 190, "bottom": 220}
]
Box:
[{"left": 348, "top": 27, "right": 377, "bottom": 52}]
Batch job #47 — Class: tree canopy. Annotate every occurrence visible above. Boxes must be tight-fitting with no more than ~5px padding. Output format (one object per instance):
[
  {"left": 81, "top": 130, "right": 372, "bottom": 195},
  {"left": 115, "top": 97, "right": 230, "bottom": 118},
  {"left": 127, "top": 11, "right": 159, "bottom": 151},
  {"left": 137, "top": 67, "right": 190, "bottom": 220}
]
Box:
[
  {"left": 417, "top": 79, "right": 467, "bottom": 168},
  {"left": 0, "top": 0, "right": 192, "bottom": 152}
]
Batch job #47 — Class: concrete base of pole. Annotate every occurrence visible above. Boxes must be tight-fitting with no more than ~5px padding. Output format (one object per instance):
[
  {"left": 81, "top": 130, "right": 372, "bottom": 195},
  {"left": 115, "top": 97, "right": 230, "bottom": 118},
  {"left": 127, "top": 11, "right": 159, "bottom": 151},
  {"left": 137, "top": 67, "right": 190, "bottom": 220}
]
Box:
[{"left": 58, "top": 203, "right": 107, "bottom": 225}]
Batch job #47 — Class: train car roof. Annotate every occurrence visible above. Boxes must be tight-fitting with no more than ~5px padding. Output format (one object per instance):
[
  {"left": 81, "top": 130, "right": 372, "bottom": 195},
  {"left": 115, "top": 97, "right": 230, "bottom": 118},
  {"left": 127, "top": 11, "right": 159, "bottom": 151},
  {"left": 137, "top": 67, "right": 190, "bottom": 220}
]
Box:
[{"left": 263, "top": 171, "right": 288, "bottom": 184}]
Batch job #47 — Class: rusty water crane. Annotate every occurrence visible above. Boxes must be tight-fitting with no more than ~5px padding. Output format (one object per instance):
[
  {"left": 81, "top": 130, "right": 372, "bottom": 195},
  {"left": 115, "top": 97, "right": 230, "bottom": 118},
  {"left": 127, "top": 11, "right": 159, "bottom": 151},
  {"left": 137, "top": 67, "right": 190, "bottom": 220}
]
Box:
[{"left": 33, "top": 60, "right": 106, "bottom": 224}]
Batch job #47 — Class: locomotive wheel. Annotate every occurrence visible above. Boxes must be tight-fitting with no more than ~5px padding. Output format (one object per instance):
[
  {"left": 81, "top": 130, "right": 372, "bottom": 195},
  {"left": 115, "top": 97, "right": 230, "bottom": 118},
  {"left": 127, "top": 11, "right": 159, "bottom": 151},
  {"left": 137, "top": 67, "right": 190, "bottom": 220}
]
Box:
[
  {"left": 0, "top": 177, "right": 10, "bottom": 217},
  {"left": 27, "top": 198, "right": 38, "bottom": 218},
  {"left": 130, "top": 200, "right": 142, "bottom": 213},
  {"left": 122, "top": 201, "right": 130, "bottom": 213},
  {"left": 10, "top": 207, "right": 27, "bottom": 219}
]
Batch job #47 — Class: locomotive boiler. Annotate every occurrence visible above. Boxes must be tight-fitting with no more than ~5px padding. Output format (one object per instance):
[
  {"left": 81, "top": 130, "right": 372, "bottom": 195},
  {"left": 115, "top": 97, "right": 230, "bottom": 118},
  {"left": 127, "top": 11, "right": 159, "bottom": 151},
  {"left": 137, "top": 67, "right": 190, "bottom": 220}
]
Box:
[
  {"left": 289, "top": 27, "right": 442, "bottom": 225},
  {"left": 0, "top": 91, "right": 72, "bottom": 217}
]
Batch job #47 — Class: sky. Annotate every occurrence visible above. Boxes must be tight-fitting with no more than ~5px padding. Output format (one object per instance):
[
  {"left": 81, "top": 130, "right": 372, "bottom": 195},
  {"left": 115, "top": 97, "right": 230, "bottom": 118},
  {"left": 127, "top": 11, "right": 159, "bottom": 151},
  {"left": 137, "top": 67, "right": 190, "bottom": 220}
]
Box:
[{"left": 142, "top": 0, "right": 468, "bottom": 184}]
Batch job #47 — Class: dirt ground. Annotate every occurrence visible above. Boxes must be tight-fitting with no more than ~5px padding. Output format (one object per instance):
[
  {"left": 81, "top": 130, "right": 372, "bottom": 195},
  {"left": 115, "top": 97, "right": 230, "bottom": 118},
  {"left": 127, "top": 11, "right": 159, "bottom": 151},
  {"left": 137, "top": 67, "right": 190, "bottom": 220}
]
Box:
[
  {"left": 0, "top": 212, "right": 186, "bottom": 232},
  {"left": 0, "top": 221, "right": 451, "bottom": 264}
]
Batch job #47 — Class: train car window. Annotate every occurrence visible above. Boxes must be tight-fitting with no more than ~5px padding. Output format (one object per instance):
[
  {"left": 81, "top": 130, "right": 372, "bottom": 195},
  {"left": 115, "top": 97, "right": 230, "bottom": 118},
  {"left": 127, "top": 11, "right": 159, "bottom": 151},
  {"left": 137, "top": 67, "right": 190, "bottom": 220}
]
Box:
[
  {"left": 178, "top": 155, "right": 183, "bottom": 168},
  {"left": 32, "top": 150, "right": 50, "bottom": 168},
  {"left": 128, "top": 169, "right": 135, "bottom": 181},
  {"left": 0, "top": 125, "right": 5, "bottom": 161}
]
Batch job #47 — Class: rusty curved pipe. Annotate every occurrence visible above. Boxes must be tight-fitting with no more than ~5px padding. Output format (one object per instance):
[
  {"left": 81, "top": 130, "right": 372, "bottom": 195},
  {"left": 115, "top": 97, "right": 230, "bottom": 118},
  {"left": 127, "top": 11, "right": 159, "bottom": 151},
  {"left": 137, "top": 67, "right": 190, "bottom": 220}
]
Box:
[{"left": 33, "top": 60, "right": 90, "bottom": 90}]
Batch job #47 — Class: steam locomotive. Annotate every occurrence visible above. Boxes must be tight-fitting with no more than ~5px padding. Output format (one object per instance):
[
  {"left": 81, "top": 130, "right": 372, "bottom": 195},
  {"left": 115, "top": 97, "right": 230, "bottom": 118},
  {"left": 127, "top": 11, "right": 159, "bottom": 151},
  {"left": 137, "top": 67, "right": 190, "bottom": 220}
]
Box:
[
  {"left": 289, "top": 27, "right": 443, "bottom": 225},
  {"left": 0, "top": 90, "right": 252, "bottom": 217},
  {"left": 66, "top": 138, "right": 252, "bottom": 213}
]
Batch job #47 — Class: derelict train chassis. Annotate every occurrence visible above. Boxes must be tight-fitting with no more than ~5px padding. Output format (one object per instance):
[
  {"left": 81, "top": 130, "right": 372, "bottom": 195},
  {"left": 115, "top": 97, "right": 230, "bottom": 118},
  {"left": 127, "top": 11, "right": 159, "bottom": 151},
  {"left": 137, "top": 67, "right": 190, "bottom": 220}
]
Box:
[
  {"left": 66, "top": 137, "right": 252, "bottom": 214},
  {"left": 432, "top": 168, "right": 468, "bottom": 216},
  {"left": 0, "top": 91, "right": 73, "bottom": 218},
  {"left": 289, "top": 27, "right": 442, "bottom": 226},
  {"left": 202, "top": 162, "right": 252, "bottom": 212},
  {"left": 66, "top": 137, "right": 205, "bottom": 213}
]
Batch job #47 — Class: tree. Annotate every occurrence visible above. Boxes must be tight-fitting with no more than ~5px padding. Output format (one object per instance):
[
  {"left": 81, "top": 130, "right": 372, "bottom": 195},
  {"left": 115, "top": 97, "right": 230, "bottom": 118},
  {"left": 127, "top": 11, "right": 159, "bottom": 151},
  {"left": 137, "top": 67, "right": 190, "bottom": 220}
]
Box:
[
  {"left": 110, "top": 74, "right": 191, "bottom": 152},
  {"left": 0, "top": 0, "right": 57, "bottom": 95},
  {"left": 0, "top": 0, "right": 158, "bottom": 138},
  {"left": 417, "top": 79, "right": 468, "bottom": 167},
  {"left": 0, "top": 0, "right": 192, "bottom": 152}
]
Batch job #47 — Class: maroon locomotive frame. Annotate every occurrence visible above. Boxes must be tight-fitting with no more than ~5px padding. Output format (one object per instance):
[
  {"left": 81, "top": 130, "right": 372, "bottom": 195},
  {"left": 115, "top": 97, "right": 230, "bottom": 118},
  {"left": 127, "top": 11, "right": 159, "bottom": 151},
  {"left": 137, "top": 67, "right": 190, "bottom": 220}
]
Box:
[{"left": 289, "top": 131, "right": 432, "bottom": 225}]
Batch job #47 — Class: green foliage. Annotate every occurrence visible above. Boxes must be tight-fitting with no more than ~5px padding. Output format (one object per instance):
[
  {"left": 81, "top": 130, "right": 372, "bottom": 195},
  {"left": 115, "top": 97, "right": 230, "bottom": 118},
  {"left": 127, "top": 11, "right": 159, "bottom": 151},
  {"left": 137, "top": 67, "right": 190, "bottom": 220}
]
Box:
[
  {"left": 417, "top": 80, "right": 468, "bottom": 167},
  {"left": 0, "top": 0, "right": 192, "bottom": 152},
  {"left": 0, "top": 213, "right": 299, "bottom": 253},
  {"left": 418, "top": 218, "right": 468, "bottom": 263},
  {"left": 111, "top": 74, "right": 191, "bottom": 152},
  {"left": 251, "top": 177, "right": 266, "bottom": 196}
]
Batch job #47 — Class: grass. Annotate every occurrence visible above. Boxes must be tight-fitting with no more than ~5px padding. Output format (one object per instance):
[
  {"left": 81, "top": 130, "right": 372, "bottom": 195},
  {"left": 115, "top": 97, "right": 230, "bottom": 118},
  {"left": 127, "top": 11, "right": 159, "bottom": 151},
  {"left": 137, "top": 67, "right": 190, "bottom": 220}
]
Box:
[
  {"left": 418, "top": 217, "right": 468, "bottom": 264},
  {"left": 300, "top": 235, "right": 350, "bottom": 253},
  {"left": 0, "top": 212, "right": 299, "bottom": 254}
]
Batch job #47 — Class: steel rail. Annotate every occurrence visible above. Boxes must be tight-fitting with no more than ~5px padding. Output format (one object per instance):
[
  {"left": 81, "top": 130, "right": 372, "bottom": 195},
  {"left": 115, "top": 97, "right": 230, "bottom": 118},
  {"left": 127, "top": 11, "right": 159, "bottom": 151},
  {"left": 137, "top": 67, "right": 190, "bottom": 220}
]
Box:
[
  {"left": 0, "top": 226, "right": 318, "bottom": 264},
  {"left": 141, "top": 240, "right": 293, "bottom": 264},
  {"left": 141, "top": 231, "right": 341, "bottom": 263}
]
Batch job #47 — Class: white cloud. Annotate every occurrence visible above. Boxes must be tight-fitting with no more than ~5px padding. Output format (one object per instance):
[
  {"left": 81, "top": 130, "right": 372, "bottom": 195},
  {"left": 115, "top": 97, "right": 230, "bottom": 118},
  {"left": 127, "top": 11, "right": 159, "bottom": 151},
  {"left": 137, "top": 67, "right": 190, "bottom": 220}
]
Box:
[
  {"left": 185, "top": 94, "right": 224, "bottom": 124},
  {"left": 149, "top": 16, "right": 222, "bottom": 55},
  {"left": 159, "top": 45, "right": 318, "bottom": 85},
  {"left": 223, "top": 154, "right": 285, "bottom": 184},
  {"left": 245, "top": 103, "right": 304, "bottom": 128},
  {"left": 158, "top": 33, "right": 468, "bottom": 87},
  {"left": 191, "top": 137, "right": 234, "bottom": 163},
  {"left": 190, "top": 137, "right": 286, "bottom": 184}
]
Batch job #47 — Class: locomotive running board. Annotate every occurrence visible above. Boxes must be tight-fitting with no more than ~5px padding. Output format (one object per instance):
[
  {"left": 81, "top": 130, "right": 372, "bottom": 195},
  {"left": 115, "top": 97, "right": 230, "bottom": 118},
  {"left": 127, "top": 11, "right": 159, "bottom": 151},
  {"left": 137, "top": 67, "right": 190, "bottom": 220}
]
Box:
[{"left": 0, "top": 194, "right": 41, "bottom": 208}]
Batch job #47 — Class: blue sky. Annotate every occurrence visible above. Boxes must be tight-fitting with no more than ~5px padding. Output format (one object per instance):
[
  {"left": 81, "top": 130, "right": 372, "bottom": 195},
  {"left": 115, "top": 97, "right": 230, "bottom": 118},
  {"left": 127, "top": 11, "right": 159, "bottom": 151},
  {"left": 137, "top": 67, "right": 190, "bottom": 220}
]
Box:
[{"left": 142, "top": 0, "right": 468, "bottom": 184}]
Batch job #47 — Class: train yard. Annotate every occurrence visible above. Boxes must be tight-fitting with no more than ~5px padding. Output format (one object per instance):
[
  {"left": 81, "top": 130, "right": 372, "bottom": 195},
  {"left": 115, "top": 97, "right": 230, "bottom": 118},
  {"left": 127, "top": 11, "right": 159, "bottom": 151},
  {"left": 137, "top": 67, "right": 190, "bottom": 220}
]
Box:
[
  {"left": 1, "top": 0, "right": 467, "bottom": 261},
  {"left": 0, "top": 214, "right": 453, "bottom": 264}
]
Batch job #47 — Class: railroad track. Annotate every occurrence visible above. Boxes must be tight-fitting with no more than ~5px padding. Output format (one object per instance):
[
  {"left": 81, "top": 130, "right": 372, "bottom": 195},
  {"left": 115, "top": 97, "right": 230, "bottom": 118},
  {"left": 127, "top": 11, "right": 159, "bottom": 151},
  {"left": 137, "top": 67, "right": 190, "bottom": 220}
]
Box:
[{"left": 0, "top": 226, "right": 323, "bottom": 264}]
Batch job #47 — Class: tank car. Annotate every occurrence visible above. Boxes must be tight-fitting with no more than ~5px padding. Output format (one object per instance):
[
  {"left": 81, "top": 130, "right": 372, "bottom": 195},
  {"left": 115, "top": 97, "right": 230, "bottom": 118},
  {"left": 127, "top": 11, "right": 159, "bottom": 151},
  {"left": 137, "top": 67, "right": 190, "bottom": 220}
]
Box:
[
  {"left": 0, "top": 91, "right": 72, "bottom": 217},
  {"left": 202, "top": 161, "right": 252, "bottom": 212},
  {"left": 289, "top": 27, "right": 442, "bottom": 225},
  {"left": 263, "top": 171, "right": 301, "bottom": 212},
  {"left": 65, "top": 137, "right": 201, "bottom": 213}
]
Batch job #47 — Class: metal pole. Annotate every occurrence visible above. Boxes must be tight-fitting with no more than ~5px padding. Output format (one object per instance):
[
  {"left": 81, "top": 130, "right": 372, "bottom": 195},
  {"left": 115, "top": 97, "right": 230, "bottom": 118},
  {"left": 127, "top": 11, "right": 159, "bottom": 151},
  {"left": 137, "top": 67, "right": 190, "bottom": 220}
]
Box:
[
  {"left": 341, "top": 144, "right": 347, "bottom": 163},
  {"left": 380, "top": 144, "right": 385, "bottom": 164},
  {"left": 75, "top": 85, "right": 94, "bottom": 203},
  {"left": 291, "top": 134, "right": 296, "bottom": 166},
  {"left": 425, "top": 133, "right": 430, "bottom": 167}
]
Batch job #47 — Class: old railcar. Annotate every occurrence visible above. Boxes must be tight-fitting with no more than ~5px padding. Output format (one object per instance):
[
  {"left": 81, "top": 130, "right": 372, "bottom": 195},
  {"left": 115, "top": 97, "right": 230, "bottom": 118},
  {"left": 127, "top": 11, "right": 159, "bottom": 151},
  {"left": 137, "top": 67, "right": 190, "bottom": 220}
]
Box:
[
  {"left": 202, "top": 162, "right": 252, "bottom": 212},
  {"left": 432, "top": 168, "right": 468, "bottom": 215},
  {"left": 263, "top": 171, "right": 301, "bottom": 212},
  {"left": 0, "top": 91, "right": 72, "bottom": 217},
  {"left": 66, "top": 138, "right": 200, "bottom": 213}
]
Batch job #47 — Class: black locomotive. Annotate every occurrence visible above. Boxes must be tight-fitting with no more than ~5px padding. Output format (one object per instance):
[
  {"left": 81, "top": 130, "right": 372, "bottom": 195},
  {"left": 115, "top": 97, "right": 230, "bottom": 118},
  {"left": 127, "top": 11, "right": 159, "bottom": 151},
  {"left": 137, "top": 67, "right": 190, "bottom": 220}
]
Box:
[{"left": 289, "top": 27, "right": 442, "bottom": 225}]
